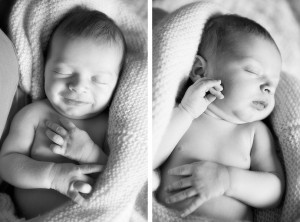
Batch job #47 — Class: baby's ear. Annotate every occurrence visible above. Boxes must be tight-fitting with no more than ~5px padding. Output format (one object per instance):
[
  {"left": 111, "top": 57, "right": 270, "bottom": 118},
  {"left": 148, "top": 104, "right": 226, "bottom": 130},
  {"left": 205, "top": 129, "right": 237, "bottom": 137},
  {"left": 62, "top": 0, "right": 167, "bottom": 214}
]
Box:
[{"left": 190, "top": 55, "right": 207, "bottom": 82}]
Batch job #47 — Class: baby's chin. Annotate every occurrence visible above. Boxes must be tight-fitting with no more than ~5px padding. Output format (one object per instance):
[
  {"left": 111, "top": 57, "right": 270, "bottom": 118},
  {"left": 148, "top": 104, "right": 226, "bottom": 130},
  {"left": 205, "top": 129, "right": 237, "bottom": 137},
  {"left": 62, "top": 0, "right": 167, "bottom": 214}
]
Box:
[
  {"left": 58, "top": 111, "right": 99, "bottom": 120},
  {"left": 51, "top": 102, "right": 102, "bottom": 120},
  {"left": 206, "top": 104, "right": 269, "bottom": 124}
]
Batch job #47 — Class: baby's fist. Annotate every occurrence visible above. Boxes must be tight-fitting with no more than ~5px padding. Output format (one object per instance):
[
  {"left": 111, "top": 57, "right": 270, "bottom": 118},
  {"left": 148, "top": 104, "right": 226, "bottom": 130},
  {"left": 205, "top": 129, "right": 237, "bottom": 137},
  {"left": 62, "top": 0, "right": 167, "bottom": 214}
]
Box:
[{"left": 180, "top": 78, "right": 224, "bottom": 119}]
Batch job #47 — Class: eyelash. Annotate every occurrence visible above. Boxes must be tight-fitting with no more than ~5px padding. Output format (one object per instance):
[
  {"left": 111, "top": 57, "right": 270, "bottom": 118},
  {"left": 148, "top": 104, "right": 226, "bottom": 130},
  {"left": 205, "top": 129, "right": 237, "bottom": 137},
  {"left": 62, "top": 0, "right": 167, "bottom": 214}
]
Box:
[
  {"left": 54, "top": 71, "right": 72, "bottom": 75},
  {"left": 91, "top": 77, "right": 109, "bottom": 85},
  {"left": 245, "top": 68, "right": 260, "bottom": 76}
]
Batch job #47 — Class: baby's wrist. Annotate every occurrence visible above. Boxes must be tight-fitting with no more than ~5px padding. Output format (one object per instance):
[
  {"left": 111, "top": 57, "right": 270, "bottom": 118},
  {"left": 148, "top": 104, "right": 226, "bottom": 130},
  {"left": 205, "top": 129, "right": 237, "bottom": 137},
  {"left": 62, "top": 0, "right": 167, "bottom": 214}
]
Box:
[
  {"left": 83, "top": 142, "right": 106, "bottom": 164},
  {"left": 178, "top": 103, "right": 197, "bottom": 120},
  {"left": 48, "top": 162, "right": 57, "bottom": 190},
  {"left": 223, "top": 166, "right": 232, "bottom": 196}
]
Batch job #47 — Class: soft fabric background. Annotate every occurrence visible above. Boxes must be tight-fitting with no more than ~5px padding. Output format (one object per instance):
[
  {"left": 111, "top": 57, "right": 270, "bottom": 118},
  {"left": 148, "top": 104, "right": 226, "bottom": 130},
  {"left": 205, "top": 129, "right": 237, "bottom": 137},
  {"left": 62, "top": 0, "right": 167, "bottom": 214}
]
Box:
[{"left": 153, "top": 1, "right": 300, "bottom": 222}]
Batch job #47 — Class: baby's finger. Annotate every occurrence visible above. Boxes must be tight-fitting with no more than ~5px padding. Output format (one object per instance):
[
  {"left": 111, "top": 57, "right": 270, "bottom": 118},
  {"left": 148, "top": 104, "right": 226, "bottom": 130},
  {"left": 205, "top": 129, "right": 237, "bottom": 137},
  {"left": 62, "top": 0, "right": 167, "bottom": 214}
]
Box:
[
  {"left": 168, "top": 164, "right": 193, "bottom": 176},
  {"left": 79, "top": 164, "right": 104, "bottom": 175},
  {"left": 73, "top": 181, "right": 92, "bottom": 194},
  {"left": 45, "top": 130, "right": 64, "bottom": 146},
  {"left": 59, "top": 118, "right": 77, "bottom": 132},
  {"left": 45, "top": 120, "right": 68, "bottom": 137},
  {"left": 50, "top": 144, "right": 66, "bottom": 155},
  {"left": 181, "top": 195, "right": 207, "bottom": 217},
  {"left": 212, "top": 83, "right": 223, "bottom": 91},
  {"left": 166, "top": 188, "right": 197, "bottom": 204},
  {"left": 205, "top": 94, "right": 216, "bottom": 104},
  {"left": 208, "top": 88, "right": 224, "bottom": 99},
  {"left": 166, "top": 177, "right": 192, "bottom": 192},
  {"left": 194, "top": 79, "right": 222, "bottom": 94},
  {"left": 198, "top": 77, "right": 223, "bottom": 91},
  {"left": 68, "top": 188, "right": 88, "bottom": 207}
]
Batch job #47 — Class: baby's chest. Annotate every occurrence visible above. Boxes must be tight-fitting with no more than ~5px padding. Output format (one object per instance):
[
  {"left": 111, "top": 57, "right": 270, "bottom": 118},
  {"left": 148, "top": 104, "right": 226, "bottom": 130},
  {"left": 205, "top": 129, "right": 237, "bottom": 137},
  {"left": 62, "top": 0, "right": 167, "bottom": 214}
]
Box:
[
  {"left": 30, "top": 116, "right": 107, "bottom": 163},
  {"left": 174, "top": 124, "right": 252, "bottom": 169}
]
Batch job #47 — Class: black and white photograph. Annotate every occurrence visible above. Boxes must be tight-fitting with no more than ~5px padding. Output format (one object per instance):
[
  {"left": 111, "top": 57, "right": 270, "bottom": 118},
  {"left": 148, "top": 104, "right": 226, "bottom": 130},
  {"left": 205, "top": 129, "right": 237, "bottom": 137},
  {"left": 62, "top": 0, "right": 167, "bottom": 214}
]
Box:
[{"left": 0, "top": 0, "right": 147, "bottom": 221}]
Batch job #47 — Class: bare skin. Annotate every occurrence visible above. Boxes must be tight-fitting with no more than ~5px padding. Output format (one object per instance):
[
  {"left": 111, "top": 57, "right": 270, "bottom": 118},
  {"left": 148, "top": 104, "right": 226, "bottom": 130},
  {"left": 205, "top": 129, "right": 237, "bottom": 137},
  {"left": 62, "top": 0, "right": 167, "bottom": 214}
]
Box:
[
  {"left": 157, "top": 113, "right": 255, "bottom": 221},
  {"left": 2, "top": 100, "right": 107, "bottom": 219}
]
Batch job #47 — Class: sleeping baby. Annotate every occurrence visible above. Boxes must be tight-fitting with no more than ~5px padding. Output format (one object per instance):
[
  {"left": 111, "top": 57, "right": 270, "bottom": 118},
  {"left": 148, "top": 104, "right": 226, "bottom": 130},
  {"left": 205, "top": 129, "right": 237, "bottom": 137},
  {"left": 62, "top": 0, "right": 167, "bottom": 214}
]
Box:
[
  {"left": 0, "top": 6, "right": 126, "bottom": 219},
  {"left": 155, "top": 14, "right": 285, "bottom": 221}
]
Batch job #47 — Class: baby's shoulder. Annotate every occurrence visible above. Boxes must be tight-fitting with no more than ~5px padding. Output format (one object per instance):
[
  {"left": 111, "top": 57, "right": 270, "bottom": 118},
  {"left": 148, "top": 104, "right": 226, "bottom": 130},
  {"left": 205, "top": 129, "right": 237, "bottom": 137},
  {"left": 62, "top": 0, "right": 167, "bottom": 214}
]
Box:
[
  {"left": 248, "top": 121, "right": 269, "bottom": 132},
  {"left": 14, "top": 99, "right": 52, "bottom": 121},
  {"left": 245, "top": 121, "right": 272, "bottom": 143},
  {"left": 239, "top": 121, "right": 269, "bottom": 138}
]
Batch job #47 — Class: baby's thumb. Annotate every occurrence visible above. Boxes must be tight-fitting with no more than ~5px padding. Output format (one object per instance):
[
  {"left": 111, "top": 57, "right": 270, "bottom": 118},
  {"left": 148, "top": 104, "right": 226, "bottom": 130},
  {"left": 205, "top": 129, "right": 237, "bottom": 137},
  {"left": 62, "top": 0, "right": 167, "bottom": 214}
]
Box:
[{"left": 73, "top": 181, "right": 92, "bottom": 194}]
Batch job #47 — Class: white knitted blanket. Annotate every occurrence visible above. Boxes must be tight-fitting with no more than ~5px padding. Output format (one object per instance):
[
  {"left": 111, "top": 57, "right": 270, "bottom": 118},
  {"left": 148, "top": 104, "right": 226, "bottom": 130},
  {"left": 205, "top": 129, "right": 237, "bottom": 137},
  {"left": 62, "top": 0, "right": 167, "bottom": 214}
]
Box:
[
  {"left": 153, "top": 2, "right": 300, "bottom": 222},
  {"left": 1, "top": 0, "right": 147, "bottom": 221}
]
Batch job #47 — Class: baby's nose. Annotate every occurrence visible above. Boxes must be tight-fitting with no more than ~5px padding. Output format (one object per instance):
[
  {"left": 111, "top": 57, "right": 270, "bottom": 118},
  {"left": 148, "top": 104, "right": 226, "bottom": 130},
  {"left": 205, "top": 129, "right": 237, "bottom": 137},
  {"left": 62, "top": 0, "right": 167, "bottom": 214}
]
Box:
[
  {"left": 261, "top": 83, "right": 274, "bottom": 95},
  {"left": 68, "top": 77, "right": 88, "bottom": 93}
]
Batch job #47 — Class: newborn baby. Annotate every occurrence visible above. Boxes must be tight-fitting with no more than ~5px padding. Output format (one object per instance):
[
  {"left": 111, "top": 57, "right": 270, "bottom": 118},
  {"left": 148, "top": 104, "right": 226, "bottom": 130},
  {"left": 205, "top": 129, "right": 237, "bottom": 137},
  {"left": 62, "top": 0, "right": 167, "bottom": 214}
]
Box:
[
  {"left": 0, "top": 7, "right": 125, "bottom": 219},
  {"left": 155, "top": 14, "right": 284, "bottom": 221}
]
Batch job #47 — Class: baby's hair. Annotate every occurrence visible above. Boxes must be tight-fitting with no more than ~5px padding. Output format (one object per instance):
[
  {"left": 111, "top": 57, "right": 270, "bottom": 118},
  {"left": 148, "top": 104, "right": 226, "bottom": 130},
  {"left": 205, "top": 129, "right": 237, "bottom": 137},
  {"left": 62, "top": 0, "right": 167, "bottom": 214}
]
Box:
[
  {"left": 198, "top": 14, "right": 279, "bottom": 59},
  {"left": 177, "top": 14, "right": 279, "bottom": 103},
  {"left": 47, "top": 6, "right": 126, "bottom": 68}
]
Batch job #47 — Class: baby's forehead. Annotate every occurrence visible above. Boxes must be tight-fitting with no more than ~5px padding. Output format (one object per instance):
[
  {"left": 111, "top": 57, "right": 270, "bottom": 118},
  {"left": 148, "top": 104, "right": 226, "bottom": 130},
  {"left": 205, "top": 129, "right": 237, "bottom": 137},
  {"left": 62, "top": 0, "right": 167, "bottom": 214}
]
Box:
[{"left": 217, "top": 33, "right": 280, "bottom": 60}]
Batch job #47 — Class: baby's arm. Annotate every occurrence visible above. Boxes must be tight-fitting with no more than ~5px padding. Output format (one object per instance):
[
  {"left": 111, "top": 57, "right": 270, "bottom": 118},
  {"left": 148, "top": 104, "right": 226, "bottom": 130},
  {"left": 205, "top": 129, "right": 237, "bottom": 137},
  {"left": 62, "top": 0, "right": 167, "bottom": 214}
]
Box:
[
  {"left": 0, "top": 104, "right": 53, "bottom": 189},
  {"left": 166, "top": 122, "right": 284, "bottom": 217},
  {"left": 225, "top": 121, "right": 285, "bottom": 207},
  {"left": 153, "top": 78, "right": 224, "bottom": 169}
]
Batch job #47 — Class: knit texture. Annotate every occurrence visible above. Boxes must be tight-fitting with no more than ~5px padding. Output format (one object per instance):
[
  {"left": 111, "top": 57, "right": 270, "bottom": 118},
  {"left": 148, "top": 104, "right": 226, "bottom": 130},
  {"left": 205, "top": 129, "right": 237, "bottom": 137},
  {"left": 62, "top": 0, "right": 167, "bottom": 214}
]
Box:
[
  {"left": 0, "top": 193, "right": 24, "bottom": 222},
  {"left": 153, "top": 1, "right": 300, "bottom": 222},
  {"left": 5, "top": 0, "right": 147, "bottom": 221}
]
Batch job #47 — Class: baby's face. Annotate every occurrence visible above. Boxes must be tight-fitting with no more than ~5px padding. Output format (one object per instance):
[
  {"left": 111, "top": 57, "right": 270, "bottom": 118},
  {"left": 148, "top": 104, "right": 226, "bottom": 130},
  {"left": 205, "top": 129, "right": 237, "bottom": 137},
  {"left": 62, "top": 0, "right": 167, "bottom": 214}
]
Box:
[
  {"left": 206, "top": 35, "right": 281, "bottom": 124},
  {"left": 44, "top": 33, "right": 122, "bottom": 119}
]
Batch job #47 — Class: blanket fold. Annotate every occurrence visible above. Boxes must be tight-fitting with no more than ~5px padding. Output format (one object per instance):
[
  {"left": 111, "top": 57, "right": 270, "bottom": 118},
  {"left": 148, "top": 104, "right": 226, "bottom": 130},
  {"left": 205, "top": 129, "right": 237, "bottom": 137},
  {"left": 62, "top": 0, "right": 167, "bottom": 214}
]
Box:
[
  {"left": 3, "top": 0, "right": 147, "bottom": 221},
  {"left": 153, "top": 1, "right": 300, "bottom": 222}
]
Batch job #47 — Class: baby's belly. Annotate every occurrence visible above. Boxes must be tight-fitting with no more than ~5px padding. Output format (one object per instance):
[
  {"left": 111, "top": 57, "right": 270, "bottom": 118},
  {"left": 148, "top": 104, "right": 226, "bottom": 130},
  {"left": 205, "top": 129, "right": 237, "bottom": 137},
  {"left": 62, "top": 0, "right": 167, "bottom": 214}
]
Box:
[
  {"left": 14, "top": 188, "right": 68, "bottom": 219},
  {"left": 156, "top": 147, "right": 252, "bottom": 221},
  {"left": 157, "top": 176, "right": 252, "bottom": 221}
]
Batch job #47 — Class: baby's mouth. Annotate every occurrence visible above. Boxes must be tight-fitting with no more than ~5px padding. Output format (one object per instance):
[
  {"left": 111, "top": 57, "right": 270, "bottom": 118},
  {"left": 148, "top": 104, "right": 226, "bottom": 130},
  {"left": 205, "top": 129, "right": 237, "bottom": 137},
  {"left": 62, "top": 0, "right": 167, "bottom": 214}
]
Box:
[
  {"left": 252, "top": 100, "right": 268, "bottom": 111},
  {"left": 63, "top": 97, "right": 91, "bottom": 105}
]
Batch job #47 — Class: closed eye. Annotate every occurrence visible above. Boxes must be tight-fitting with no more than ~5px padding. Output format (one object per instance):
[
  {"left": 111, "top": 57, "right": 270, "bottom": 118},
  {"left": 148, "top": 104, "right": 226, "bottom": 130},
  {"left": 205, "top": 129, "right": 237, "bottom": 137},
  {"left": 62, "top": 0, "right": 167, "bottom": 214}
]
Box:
[
  {"left": 91, "top": 73, "right": 113, "bottom": 85},
  {"left": 92, "top": 77, "right": 110, "bottom": 85},
  {"left": 244, "top": 68, "right": 261, "bottom": 76},
  {"left": 54, "top": 71, "right": 72, "bottom": 75}
]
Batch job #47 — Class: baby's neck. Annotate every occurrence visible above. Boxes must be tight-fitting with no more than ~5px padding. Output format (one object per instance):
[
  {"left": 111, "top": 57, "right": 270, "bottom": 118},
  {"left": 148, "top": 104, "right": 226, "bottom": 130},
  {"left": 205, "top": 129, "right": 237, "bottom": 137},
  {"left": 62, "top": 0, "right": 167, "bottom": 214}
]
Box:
[
  {"left": 202, "top": 109, "right": 240, "bottom": 127},
  {"left": 203, "top": 109, "right": 222, "bottom": 120}
]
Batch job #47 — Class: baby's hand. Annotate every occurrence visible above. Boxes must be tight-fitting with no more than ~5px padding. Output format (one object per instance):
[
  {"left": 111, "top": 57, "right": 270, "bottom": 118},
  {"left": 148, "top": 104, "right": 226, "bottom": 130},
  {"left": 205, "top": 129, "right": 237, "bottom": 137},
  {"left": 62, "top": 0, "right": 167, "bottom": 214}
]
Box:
[
  {"left": 180, "top": 78, "right": 224, "bottom": 119},
  {"left": 45, "top": 118, "right": 98, "bottom": 163},
  {"left": 49, "top": 163, "right": 103, "bottom": 206},
  {"left": 166, "top": 161, "right": 230, "bottom": 217}
]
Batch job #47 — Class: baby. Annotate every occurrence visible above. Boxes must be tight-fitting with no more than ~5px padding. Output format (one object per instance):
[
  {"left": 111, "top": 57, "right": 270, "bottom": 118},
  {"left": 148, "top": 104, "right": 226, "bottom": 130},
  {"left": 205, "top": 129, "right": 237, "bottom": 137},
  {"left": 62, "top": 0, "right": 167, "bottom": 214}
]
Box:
[
  {"left": 155, "top": 15, "right": 284, "bottom": 221},
  {"left": 0, "top": 7, "right": 125, "bottom": 219}
]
